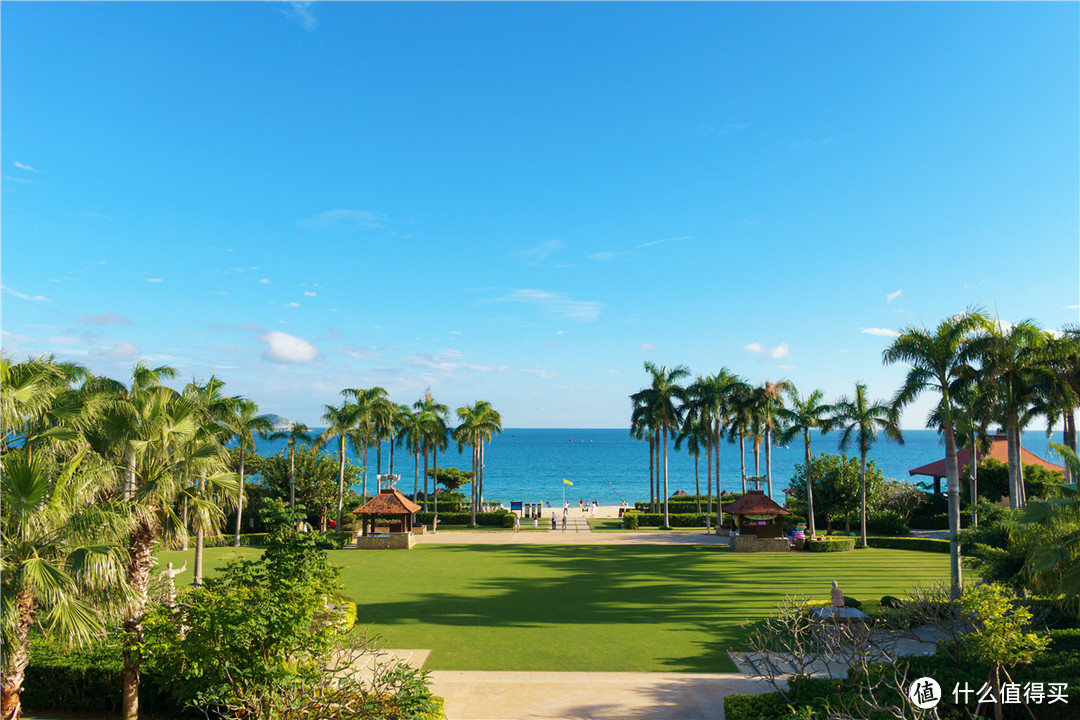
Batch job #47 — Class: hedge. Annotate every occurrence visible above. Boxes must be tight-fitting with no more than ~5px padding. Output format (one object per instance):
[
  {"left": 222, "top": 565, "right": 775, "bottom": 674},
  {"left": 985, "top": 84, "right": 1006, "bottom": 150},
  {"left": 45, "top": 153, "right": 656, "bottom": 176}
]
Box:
[
  {"left": 414, "top": 510, "right": 510, "bottom": 527},
  {"left": 866, "top": 536, "right": 950, "bottom": 553},
  {"left": 622, "top": 512, "right": 729, "bottom": 528},
  {"left": 909, "top": 512, "right": 970, "bottom": 531},
  {"left": 203, "top": 532, "right": 269, "bottom": 548},
  {"left": 804, "top": 537, "right": 856, "bottom": 552},
  {"left": 723, "top": 677, "right": 835, "bottom": 720},
  {"left": 866, "top": 509, "right": 910, "bottom": 536}
]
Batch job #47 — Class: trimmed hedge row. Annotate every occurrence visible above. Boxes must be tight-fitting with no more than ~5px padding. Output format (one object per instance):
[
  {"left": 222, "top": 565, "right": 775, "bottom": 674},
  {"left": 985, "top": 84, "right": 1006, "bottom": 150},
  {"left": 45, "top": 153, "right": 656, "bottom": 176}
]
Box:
[
  {"left": 805, "top": 537, "right": 856, "bottom": 552},
  {"left": 867, "top": 536, "right": 950, "bottom": 553},
  {"left": 909, "top": 512, "right": 970, "bottom": 531},
  {"left": 414, "top": 510, "right": 511, "bottom": 527},
  {"left": 203, "top": 532, "right": 269, "bottom": 548},
  {"left": 623, "top": 511, "right": 731, "bottom": 527}
]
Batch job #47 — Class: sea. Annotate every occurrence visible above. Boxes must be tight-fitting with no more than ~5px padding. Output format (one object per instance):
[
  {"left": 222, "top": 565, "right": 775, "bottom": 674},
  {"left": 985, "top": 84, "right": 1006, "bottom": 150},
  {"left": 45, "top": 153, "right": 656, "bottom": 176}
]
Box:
[{"left": 247, "top": 428, "right": 1067, "bottom": 507}]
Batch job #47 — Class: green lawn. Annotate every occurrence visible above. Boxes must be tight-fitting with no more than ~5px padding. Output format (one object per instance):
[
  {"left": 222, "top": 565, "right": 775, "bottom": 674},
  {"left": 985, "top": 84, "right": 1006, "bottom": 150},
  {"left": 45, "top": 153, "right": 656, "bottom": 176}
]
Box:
[{"left": 156, "top": 545, "right": 951, "bottom": 673}]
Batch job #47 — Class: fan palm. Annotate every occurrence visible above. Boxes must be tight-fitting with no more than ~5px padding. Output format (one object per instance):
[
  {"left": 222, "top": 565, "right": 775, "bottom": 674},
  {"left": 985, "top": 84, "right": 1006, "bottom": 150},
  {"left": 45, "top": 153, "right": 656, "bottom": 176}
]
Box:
[
  {"left": 777, "top": 386, "right": 835, "bottom": 538},
  {"left": 833, "top": 382, "right": 903, "bottom": 548},
  {"left": 266, "top": 422, "right": 313, "bottom": 507},
  {"left": 884, "top": 308, "right": 992, "bottom": 597}
]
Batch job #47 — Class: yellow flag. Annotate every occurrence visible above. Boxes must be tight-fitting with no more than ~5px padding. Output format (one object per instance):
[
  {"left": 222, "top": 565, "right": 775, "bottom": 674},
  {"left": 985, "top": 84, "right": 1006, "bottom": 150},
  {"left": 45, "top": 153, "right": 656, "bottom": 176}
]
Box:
[{"left": 563, "top": 479, "right": 573, "bottom": 486}]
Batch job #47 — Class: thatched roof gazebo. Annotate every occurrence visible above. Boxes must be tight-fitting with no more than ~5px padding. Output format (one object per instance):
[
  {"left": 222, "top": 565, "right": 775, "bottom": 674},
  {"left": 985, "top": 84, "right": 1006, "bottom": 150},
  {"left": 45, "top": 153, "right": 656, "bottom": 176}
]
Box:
[
  {"left": 721, "top": 490, "right": 792, "bottom": 552},
  {"left": 352, "top": 488, "right": 421, "bottom": 549}
]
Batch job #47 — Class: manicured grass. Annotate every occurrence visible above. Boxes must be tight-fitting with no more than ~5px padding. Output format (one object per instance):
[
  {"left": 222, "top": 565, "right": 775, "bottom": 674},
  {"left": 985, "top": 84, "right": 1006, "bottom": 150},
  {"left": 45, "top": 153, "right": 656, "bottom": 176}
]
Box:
[{"left": 156, "top": 545, "right": 951, "bottom": 674}]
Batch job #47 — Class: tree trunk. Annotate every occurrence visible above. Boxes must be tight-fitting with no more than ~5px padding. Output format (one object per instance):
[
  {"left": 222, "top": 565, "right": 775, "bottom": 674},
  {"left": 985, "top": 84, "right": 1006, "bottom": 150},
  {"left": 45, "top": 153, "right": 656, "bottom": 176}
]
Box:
[
  {"left": 944, "top": 422, "right": 964, "bottom": 599},
  {"left": 859, "top": 451, "right": 868, "bottom": 548},
  {"left": 377, "top": 440, "right": 382, "bottom": 477},
  {"left": 479, "top": 442, "right": 486, "bottom": 506},
  {"left": 694, "top": 453, "right": 701, "bottom": 513},
  {"left": 181, "top": 495, "right": 189, "bottom": 551},
  {"left": 1006, "top": 415, "right": 1020, "bottom": 510},
  {"left": 336, "top": 436, "right": 345, "bottom": 530},
  {"left": 739, "top": 431, "right": 747, "bottom": 493},
  {"left": 764, "top": 427, "right": 773, "bottom": 498},
  {"left": 470, "top": 442, "right": 478, "bottom": 525},
  {"left": 971, "top": 430, "right": 979, "bottom": 529},
  {"left": 413, "top": 450, "right": 420, "bottom": 502},
  {"left": 753, "top": 437, "right": 761, "bottom": 477},
  {"left": 124, "top": 448, "right": 136, "bottom": 501},
  {"left": 193, "top": 472, "right": 205, "bottom": 586},
  {"left": 433, "top": 448, "right": 439, "bottom": 516},
  {"left": 706, "top": 442, "right": 713, "bottom": 526},
  {"left": 805, "top": 432, "right": 817, "bottom": 538},
  {"left": 422, "top": 445, "right": 429, "bottom": 512},
  {"left": 122, "top": 520, "right": 155, "bottom": 720},
  {"left": 1017, "top": 429, "right": 1027, "bottom": 506},
  {"left": 662, "top": 423, "right": 670, "bottom": 529},
  {"left": 648, "top": 435, "right": 655, "bottom": 512},
  {"left": 0, "top": 587, "right": 35, "bottom": 720},
  {"left": 361, "top": 441, "right": 369, "bottom": 502},
  {"left": 389, "top": 433, "right": 395, "bottom": 479},
  {"left": 233, "top": 449, "right": 245, "bottom": 547},
  {"left": 289, "top": 441, "right": 296, "bottom": 507}
]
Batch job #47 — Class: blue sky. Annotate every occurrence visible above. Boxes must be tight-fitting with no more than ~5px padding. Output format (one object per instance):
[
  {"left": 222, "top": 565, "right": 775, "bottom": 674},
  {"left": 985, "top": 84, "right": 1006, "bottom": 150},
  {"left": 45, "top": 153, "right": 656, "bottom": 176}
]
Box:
[{"left": 3, "top": 2, "right": 1078, "bottom": 428}]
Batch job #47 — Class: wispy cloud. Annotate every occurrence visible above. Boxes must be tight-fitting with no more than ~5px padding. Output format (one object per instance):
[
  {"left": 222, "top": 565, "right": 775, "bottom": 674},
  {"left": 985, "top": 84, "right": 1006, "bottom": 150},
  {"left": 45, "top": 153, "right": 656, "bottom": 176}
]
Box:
[
  {"left": 634, "top": 236, "right": 689, "bottom": 249},
  {"left": 304, "top": 291, "right": 317, "bottom": 297},
  {"left": 12, "top": 161, "right": 39, "bottom": 173},
  {"left": 285, "top": 302, "right": 300, "bottom": 308},
  {"left": 262, "top": 331, "right": 319, "bottom": 363},
  {"left": 516, "top": 239, "right": 563, "bottom": 264},
  {"left": 146, "top": 278, "right": 163, "bottom": 283},
  {"left": 89, "top": 342, "right": 140, "bottom": 359},
  {"left": 5, "top": 176, "right": 38, "bottom": 184},
  {"left": 589, "top": 251, "right": 618, "bottom": 261},
  {"left": 640, "top": 342, "right": 657, "bottom": 351},
  {"left": 77, "top": 312, "right": 132, "bottom": 325},
  {"left": 592, "top": 235, "right": 690, "bottom": 261},
  {"left": 281, "top": 2, "right": 317, "bottom": 31},
  {"left": 745, "top": 341, "right": 789, "bottom": 359},
  {"left": 297, "top": 209, "right": 387, "bottom": 230},
  {"left": 498, "top": 289, "right": 602, "bottom": 323},
  {"left": 340, "top": 345, "right": 383, "bottom": 359},
  {"left": 1065, "top": 305, "right": 1079, "bottom": 310},
  {"left": 1, "top": 284, "right": 50, "bottom": 302},
  {"left": 887, "top": 289, "right": 902, "bottom": 303},
  {"left": 520, "top": 367, "right": 560, "bottom": 379},
  {"left": 260, "top": 278, "right": 271, "bottom": 284},
  {"left": 861, "top": 327, "right": 901, "bottom": 337},
  {"left": 695, "top": 122, "right": 749, "bottom": 137}
]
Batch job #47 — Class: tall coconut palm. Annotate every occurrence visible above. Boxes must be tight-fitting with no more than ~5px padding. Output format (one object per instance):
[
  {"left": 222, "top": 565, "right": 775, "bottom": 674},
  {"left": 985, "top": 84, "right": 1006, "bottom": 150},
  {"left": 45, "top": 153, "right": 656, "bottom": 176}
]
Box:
[
  {"left": 472, "top": 401, "right": 502, "bottom": 512},
  {"left": 639, "top": 362, "right": 690, "bottom": 529},
  {"left": 223, "top": 398, "right": 273, "bottom": 546},
  {"left": 413, "top": 390, "right": 449, "bottom": 513},
  {"left": 629, "top": 395, "right": 658, "bottom": 512},
  {"left": 975, "top": 319, "right": 1053, "bottom": 508},
  {"left": 454, "top": 404, "right": 482, "bottom": 524},
  {"left": 884, "top": 308, "right": 992, "bottom": 597},
  {"left": 833, "top": 382, "right": 903, "bottom": 548},
  {"left": 748, "top": 380, "right": 793, "bottom": 498},
  {"left": 340, "top": 387, "right": 383, "bottom": 497},
  {"left": 397, "top": 408, "right": 423, "bottom": 501},
  {"left": 368, "top": 390, "right": 394, "bottom": 480},
  {"left": 695, "top": 370, "right": 740, "bottom": 526},
  {"left": 266, "top": 422, "right": 313, "bottom": 507},
  {"left": 1036, "top": 326, "right": 1079, "bottom": 485},
  {"left": 316, "top": 402, "right": 359, "bottom": 530},
  {"left": 726, "top": 380, "right": 756, "bottom": 493},
  {"left": 674, "top": 409, "right": 710, "bottom": 513},
  {"left": 777, "top": 387, "right": 835, "bottom": 539}
]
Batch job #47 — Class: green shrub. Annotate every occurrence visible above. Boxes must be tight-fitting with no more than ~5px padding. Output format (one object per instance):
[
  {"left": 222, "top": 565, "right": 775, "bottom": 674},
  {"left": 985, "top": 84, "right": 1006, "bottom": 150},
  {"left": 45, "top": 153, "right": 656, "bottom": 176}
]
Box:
[
  {"left": 629, "top": 512, "right": 728, "bottom": 527},
  {"left": 866, "top": 509, "right": 910, "bottom": 536},
  {"left": 623, "top": 512, "right": 639, "bottom": 530},
  {"left": 867, "top": 536, "right": 950, "bottom": 553},
  {"left": 203, "top": 532, "right": 270, "bottom": 548},
  {"left": 723, "top": 678, "right": 835, "bottom": 720},
  {"left": 909, "top": 512, "right": 970, "bottom": 531},
  {"left": 414, "top": 511, "right": 510, "bottom": 527},
  {"left": 782, "top": 515, "right": 807, "bottom": 533},
  {"left": 501, "top": 513, "right": 516, "bottom": 529},
  {"left": 314, "top": 532, "right": 351, "bottom": 550},
  {"left": 880, "top": 595, "right": 902, "bottom": 609},
  {"left": 805, "top": 537, "right": 856, "bottom": 552}
]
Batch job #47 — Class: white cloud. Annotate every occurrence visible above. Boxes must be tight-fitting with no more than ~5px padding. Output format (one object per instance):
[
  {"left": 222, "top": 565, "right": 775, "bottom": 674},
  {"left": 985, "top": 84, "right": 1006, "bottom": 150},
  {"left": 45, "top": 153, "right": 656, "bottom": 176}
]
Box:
[
  {"left": 589, "top": 251, "right": 618, "bottom": 261},
  {"left": 640, "top": 342, "right": 657, "bottom": 351},
  {"left": 520, "top": 368, "right": 560, "bottom": 379},
  {"left": 517, "top": 239, "right": 563, "bottom": 263},
  {"left": 304, "top": 291, "right": 317, "bottom": 297},
  {"left": 286, "top": 2, "right": 317, "bottom": 31},
  {"left": 285, "top": 302, "right": 300, "bottom": 308},
  {"left": 837, "top": 348, "right": 851, "bottom": 355},
  {"left": 1066, "top": 305, "right": 1079, "bottom": 310},
  {"left": 297, "top": 209, "right": 387, "bottom": 230},
  {"left": 861, "top": 327, "right": 901, "bottom": 337},
  {"left": 146, "top": 278, "right": 163, "bottom": 283},
  {"left": 90, "top": 342, "right": 140, "bottom": 359},
  {"left": 887, "top": 289, "right": 902, "bottom": 303},
  {"left": 13, "top": 161, "right": 39, "bottom": 173},
  {"left": 259, "top": 278, "right": 271, "bottom": 284},
  {"left": 261, "top": 331, "right": 319, "bottom": 363},
  {"left": 545, "top": 340, "right": 559, "bottom": 347},
  {"left": 766, "top": 343, "right": 790, "bottom": 360},
  {"left": 556, "top": 330, "right": 564, "bottom": 335},
  {"left": 500, "top": 289, "right": 602, "bottom": 323},
  {"left": 744, "top": 342, "right": 766, "bottom": 354},
  {"left": 5, "top": 176, "right": 38, "bottom": 184},
  {"left": 451, "top": 330, "right": 462, "bottom": 335},
  {"left": 603, "top": 369, "right": 619, "bottom": 375},
  {"left": 1, "top": 284, "right": 50, "bottom": 302},
  {"left": 634, "top": 235, "right": 689, "bottom": 249},
  {"left": 77, "top": 312, "right": 132, "bottom": 326}
]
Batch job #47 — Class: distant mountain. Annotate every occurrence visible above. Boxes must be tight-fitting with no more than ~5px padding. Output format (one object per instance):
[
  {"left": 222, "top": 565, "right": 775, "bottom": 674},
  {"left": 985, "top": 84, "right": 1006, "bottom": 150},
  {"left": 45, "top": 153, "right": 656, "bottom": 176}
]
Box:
[{"left": 261, "top": 413, "right": 292, "bottom": 430}]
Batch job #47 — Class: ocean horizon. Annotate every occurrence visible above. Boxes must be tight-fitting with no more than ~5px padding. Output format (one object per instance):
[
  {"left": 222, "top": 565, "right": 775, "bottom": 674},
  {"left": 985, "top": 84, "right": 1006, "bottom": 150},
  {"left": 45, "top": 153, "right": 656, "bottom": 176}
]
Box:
[{"left": 247, "top": 428, "right": 1068, "bottom": 507}]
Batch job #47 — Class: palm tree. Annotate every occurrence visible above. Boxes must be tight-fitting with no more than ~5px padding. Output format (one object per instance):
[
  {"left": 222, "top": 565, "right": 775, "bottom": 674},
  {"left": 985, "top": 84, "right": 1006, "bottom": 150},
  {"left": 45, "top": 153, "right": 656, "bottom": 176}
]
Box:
[
  {"left": 1042, "top": 326, "right": 1080, "bottom": 485},
  {"left": 696, "top": 370, "right": 740, "bottom": 527},
  {"left": 340, "top": 387, "right": 383, "bottom": 497},
  {"left": 639, "top": 362, "right": 690, "bottom": 529},
  {"left": 777, "top": 387, "right": 835, "bottom": 539},
  {"left": 884, "top": 308, "right": 992, "bottom": 597},
  {"left": 413, "top": 390, "right": 449, "bottom": 513},
  {"left": 266, "top": 422, "right": 313, "bottom": 507},
  {"left": 975, "top": 319, "right": 1053, "bottom": 508},
  {"left": 727, "top": 380, "right": 756, "bottom": 494},
  {"left": 749, "top": 380, "right": 793, "bottom": 498},
  {"left": 629, "top": 394, "right": 658, "bottom": 512},
  {"left": 397, "top": 408, "right": 423, "bottom": 501},
  {"left": 387, "top": 403, "right": 411, "bottom": 484},
  {"left": 674, "top": 410, "right": 709, "bottom": 513},
  {"left": 833, "top": 382, "right": 903, "bottom": 548},
  {"left": 223, "top": 398, "right": 273, "bottom": 546},
  {"left": 368, "top": 390, "right": 394, "bottom": 480},
  {"left": 454, "top": 404, "right": 482, "bottom": 523},
  {"left": 316, "top": 402, "right": 359, "bottom": 530}
]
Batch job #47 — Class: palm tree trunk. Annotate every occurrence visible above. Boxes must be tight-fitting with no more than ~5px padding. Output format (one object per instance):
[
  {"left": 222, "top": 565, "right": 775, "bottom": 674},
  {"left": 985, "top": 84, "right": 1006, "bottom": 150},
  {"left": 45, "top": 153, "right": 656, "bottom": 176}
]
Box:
[
  {"left": 377, "top": 440, "right": 382, "bottom": 477},
  {"left": 0, "top": 587, "right": 34, "bottom": 720},
  {"left": 336, "top": 436, "right": 345, "bottom": 530},
  {"left": 1006, "top": 415, "right": 1020, "bottom": 510},
  {"left": 765, "top": 427, "right": 773, "bottom": 497},
  {"left": 181, "top": 494, "right": 189, "bottom": 551},
  {"left": 124, "top": 448, "right": 136, "bottom": 501},
  {"left": 479, "top": 442, "right": 486, "bottom": 505},
  {"left": 739, "top": 431, "right": 747, "bottom": 493},
  {"left": 433, "top": 448, "right": 439, "bottom": 516},
  {"left": 713, "top": 418, "right": 721, "bottom": 500},
  {"left": 289, "top": 441, "right": 296, "bottom": 507},
  {"left": 662, "top": 423, "right": 670, "bottom": 529},
  {"left": 805, "top": 433, "right": 817, "bottom": 538},
  {"left": 944, "top": 423, "right": 964, "bottom": 599},
  {"left": 694, "top": 453, "right": 701, "bottom": 513},
  {"left": 233, "top": 449, "right": 245, "bottom": 547},
  {"left": 362, "top": 441, "right": 369, "bottom": 501},
  {"left": 422, "top": 445, "right": 429, "bottom": 512},
  {"left": 389, "top": 434, "right": 395, "bottom": 479},
  {"left": 413, "top": 450, "right": 420, "bottom": 502},
  {"left": 122, "top": 520, "right": 155, "bottom": 720},
  {"left": 648, "top": 435, "right": 655, "bottom": 512},
  {"left": 971, "top": 430, "right": 979, "bottom": 528},
  {"left": 859, "top": 451, "right": 868, "bottom": 548},
  {"left": 1016, "top": 429, "right": 1027, "bottom": 506},
  {"left": 1065, "top": 411, "right": 1077, "bottom": 485},
  {"left": 470, "top": 442, "right": 478, "bottom": 525},
  {"left": 706, "top": 442, "right": 713, "bottom": 525},
  {"left": 193, "top": 472, "right": 205, "bottom": 585}
]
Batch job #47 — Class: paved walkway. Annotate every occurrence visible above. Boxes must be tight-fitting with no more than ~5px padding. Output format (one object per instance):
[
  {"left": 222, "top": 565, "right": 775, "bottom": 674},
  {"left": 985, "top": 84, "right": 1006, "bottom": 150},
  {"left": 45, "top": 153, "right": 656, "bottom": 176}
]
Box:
[{"left": 415, "top": 528, "right": 729, "bottom": 546}]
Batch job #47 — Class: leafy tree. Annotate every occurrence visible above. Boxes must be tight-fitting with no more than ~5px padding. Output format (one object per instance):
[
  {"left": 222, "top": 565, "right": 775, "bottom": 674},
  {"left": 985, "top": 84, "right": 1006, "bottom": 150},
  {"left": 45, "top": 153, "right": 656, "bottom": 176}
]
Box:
[
  {"left": 833, "top": 382, "right": 903, "bottom": 547},
  {"left": 265, "top": 423, "right": 313, "bottom": 507},
  {"left": 259, "top": 446, "right": 361, "bottom": 531},
  {"left": 884, "top": 308, "right": 992, "bottom": 597},
  {"left": 787, "top": 453, "right": 879, "bottom": 535},
  {"left": 426, "top": 466, "right": 472, "bottom": 494}
]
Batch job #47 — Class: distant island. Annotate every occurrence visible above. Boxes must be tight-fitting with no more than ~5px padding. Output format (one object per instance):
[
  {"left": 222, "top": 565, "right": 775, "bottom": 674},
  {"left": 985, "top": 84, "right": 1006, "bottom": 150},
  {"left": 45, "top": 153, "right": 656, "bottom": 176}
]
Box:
[{"left": 261, "top": 413, "right": 292, "bottom": 430}]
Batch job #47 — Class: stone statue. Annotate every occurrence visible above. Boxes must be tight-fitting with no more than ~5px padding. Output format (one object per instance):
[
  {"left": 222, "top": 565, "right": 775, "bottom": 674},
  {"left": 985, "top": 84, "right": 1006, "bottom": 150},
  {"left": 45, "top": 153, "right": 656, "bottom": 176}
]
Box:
[
  {"left": 161, "top": 561, "right": 187, "bottom": 604},
  {"left": 830, "top": 580, "right": 844, "bottom": 611}
]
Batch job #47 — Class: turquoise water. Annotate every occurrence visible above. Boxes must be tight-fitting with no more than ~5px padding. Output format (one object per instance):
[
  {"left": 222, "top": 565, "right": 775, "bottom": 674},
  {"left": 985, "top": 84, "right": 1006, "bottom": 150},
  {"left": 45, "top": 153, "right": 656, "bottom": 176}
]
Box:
[{"left": 249, "top": 428, "right": 1066, "bottom": 507}]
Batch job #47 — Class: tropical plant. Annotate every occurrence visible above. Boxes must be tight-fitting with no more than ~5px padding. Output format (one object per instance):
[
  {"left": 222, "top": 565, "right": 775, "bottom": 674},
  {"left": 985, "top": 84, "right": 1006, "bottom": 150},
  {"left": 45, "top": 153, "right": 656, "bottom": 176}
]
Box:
[
  {"left": 694, "top": 370, "right": 741, "bottom": 527},
  {"left": 258, "top": 446, "right": 361, "bottom": 531},
  {"left": 787, "top": 453, "right": 875, "bottom": 535},
  {"left": 751, "top": 380, "right": 793, "bottom": 498},
  {"left": 833, "top": 382, "right": 903, "bottom": 548},
  {"left": 778, "top": 387, "right": 834, "bottom": 538},
  {"left": 315, "top": 401, "right": 360, "bottom": 530},
  {"left": 222, "top": 398, "right": 273, "bottom": 546},
  {"left": 412, "top": 391, "right": 449, "bottom": 513},
  {"left": 265, "top": 422, "right": 312, "bottom": 507},
  {"left": 636, "top": 363, "right": 689, "bottom": 529},
  {"left": 884, "top": 308, "right": 993, "bottom": 597}
]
